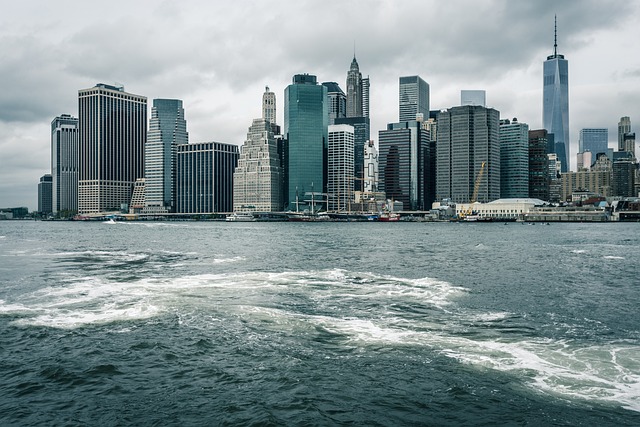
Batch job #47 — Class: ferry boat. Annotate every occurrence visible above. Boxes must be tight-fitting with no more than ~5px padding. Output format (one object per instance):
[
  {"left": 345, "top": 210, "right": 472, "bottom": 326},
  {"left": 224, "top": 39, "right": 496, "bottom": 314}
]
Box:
[{"left": 225, "top": 213, "right": 256, "bottom": 222}]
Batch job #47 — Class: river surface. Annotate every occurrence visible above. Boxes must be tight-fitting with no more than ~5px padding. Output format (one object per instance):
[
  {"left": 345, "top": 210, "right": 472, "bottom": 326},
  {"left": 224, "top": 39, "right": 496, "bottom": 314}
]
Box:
[{"left": 1, "top": 220, "right": 639, "bottom": 425}]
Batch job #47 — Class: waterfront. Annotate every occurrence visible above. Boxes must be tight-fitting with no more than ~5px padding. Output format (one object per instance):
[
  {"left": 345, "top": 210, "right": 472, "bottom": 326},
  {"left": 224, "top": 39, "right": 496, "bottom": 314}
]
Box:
[{"left": 1, "top": 221, "right": 639, "bottom": 425}]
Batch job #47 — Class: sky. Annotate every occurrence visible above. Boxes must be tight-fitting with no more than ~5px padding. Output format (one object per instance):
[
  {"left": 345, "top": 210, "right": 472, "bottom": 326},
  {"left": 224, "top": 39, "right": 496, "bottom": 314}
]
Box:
[{"left": 1, "top": 0, "right": 639, "bottom": 210}]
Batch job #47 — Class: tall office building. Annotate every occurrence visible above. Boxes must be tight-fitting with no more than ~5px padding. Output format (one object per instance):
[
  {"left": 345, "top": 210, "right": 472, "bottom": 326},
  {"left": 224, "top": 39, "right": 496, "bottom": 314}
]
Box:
[
  {"left": 346, "top": 56, "right": 364, "bottom": 118},
  {"left": 362, "top": 76, "right": 370, "bottom": 118},
  {"left": 176, "top": 142, "right": 239, "bottom": 213},
  {"left": 623, "top": 132, "right": 636, "bottom": 156},
  {"left": 327, "top": 124, "right": 355, "bottom": 211},
  {"left": 543, "top": 17, "right": 569, "bottom": 172},
  {"left": 500, "top": 118, "right": 530, "bottom": 198},
  {"left": 618, "top": 116, "right": 631, "bottom": 151},
  {"left": 284, "top": 74, "right": 328, "bottom": 209},
  {"left": 78, "top": 83, "right": 147, "bottom": 214},
  {"left": 322, "top": 82, "right": 347, "bottom": 125},
  {"left": 529, "top": 129, "right": 550, "bottom": 201},
  {"left": 399, "top": 76, "right": 429, "bottom": 122},
  {"left": 578, "top": 128, "right": 608, "bottom": 156},
  {"left": 233, "top": 118, "right": 283, "bottom": 212},
  {"left": 363, "top": 140, "right": 378, "bottom": 193},
  {"left": 51, "top": 114, "right": 78, "bottom": 214},
  {"left": 38, "top": 174, "right": 53, "bottom": 214},
  {"left": 436, "top": 105, "right": 501, "bottom": 203},
  {"left": 378, "top": 120, "right": 432, "bottom": 210},
  {"left": 263, "top": 86, "right": 276, "bottom": 125},
  {"left": 144, "top": 99, "right": 188, "bottom": 213},
  {"left": 461, "top": 90, "right": 486, "bottom": 107},
  {"left": 334, "top": 116, "right": 370, "bottom": 192}
]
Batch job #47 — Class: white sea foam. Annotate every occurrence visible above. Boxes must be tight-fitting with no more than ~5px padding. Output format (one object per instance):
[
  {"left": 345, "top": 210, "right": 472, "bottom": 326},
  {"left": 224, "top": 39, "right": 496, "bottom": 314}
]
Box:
[
  {"left": 603, "top": 255, "right": 625, "bottom": 260},
  {"left": 571, "top": 249, "right": 587, "bottom": 254},
  {"left": 212, "top": 256, "right": 245, "bottom": 264}
]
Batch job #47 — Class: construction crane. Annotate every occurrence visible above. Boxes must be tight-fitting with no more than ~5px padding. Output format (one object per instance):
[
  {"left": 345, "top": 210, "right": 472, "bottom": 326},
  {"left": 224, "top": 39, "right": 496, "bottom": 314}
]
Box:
[{"left": 460, "top": 161, "right": 486, "bottom": 218}]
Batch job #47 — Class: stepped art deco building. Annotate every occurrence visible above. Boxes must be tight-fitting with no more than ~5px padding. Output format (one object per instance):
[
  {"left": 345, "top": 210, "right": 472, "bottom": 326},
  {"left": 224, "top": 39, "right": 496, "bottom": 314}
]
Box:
[
  {"left": 144, "top": 99, "right": 188, "bottom": 213},
  {"left": 543, "top": 17, "right": 569, "bottom": 172},
  {"left": 51, "top": 114, "right": 79, "bottom": 214},
  {"left": 78, "top": 83, "right": 147, "bottom": 214}
]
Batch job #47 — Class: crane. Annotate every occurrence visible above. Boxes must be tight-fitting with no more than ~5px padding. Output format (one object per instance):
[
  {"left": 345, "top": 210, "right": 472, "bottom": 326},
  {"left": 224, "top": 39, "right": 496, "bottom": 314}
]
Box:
[{"left": 460, "top": 161, "right": 486, "bottom": 219}]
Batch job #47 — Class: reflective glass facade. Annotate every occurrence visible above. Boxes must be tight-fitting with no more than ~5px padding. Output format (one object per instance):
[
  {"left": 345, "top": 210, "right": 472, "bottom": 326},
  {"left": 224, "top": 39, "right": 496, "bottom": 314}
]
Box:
[
  {"left": 284, "top": 74, "right": 328, "bottom": 209},
  {"left": 500, "top": 120, "right": 530, "bottom": 198},
  {"left": 543, "top": 51, "right": 569, "bottom": 172},
  {"left": 578, "top": 128, "right": 608, "bottom": 156},
  {"left": 51, "top": 114, "right": 78, "bottom": 214},
  {"left": 528, "top": 129, "right": 550, "bottom": 201},
  {"left": 399, "top": 76, "right": 429, "bottom": 122}
]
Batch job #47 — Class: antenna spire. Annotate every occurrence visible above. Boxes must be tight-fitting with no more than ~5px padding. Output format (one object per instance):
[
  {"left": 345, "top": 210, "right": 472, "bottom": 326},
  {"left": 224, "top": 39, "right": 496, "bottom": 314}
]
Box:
[{"left": 554, "top": 15, "right": 558, "bottom": 56}]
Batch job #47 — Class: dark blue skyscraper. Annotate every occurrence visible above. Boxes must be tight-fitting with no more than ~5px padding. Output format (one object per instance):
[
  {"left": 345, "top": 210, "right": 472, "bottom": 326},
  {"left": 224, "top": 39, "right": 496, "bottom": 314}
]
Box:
[
  {"left": 543, "top": 17, "right": 569, "bottom": 172},
  {"left": 284, "top": 74, "right": 328, "bottom": 209}
]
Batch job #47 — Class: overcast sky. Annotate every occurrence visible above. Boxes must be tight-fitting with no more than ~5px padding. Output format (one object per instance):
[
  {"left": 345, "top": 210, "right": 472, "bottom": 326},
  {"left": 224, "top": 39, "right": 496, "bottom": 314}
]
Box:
[{"left": 1, "top": 0, "right": 639, "bottom": 210}]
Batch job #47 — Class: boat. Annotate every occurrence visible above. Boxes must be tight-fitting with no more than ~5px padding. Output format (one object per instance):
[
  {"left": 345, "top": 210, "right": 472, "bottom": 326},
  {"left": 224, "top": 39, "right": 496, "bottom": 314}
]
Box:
[
  {"left": 378, "top": 212, "right": 400, "bottom": 222},
  {"left": 225, "top": 212, "right": 256, "bottom": 222}
]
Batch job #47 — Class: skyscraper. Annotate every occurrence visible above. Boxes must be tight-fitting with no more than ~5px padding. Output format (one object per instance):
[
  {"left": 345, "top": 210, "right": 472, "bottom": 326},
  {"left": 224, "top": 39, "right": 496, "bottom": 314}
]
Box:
[
  {"left": 51, "top": 114, "right": 78, "bottom": 215},
  {"left": 436, "top": 105, "right": 501, "bottom": 203},
  {"left": 543, "top": 17, "right": 569, "bottom": 172},
  {"left": 78, "top": 83, "right": 147, "bottom": 214},
  {"left": 262, "top": 86, "right": 276, "bottom": 125},
  {"left": 361, "top": 76, "right": 370, "bottom": 118},
  {"left": 461, "top": 90, "right": 486, "bottom": 107},
  {"left": 284, "top": 74, "right": 328, "bottom": 209},
  {"left": 378, "top": 120, "right": 432, "bottom": 210},
  {"left": 176, "top": 142, "right": 238, "bottom": 213},
  {"left": 38, "top": 174, "right": 53, "bottom": 214},
  {"left": 363, "top": 140, "right": 378, "bottom": 194},
  {"left": 500, "top": 118, "right": 530, "bottom": 198},
  {"left": 233, "top": 118, "right": 283, "bottom": 212},
  {"left": 399, "top": 76, "right": 429, "bottom": 122},
  {"left": 618, "top": 116, "right": 631, "bottom": 151},
  {"left": 144, "top": 99, "right": 188, "bottom": 213},
  {"left": 346, "top": 56, "right": 363, "bottom": 118},
  {"left": 327, "top": 124, "right": 355, "bottom": 211},
  {"left": 529, "top": 129, "right": 550, "bottom": 201},
  {"left": 578, "top": 128, "right": 608, "bottom": 156},
  {"left": 322, "top": 82, "right": 347, "bottom": 125}
]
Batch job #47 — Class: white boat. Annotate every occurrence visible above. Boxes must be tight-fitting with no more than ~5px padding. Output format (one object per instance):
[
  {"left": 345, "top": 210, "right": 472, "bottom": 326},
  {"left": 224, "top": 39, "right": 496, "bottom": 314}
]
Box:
[{"left": 226, "top": 213, "right": 256, "bottom": 222}]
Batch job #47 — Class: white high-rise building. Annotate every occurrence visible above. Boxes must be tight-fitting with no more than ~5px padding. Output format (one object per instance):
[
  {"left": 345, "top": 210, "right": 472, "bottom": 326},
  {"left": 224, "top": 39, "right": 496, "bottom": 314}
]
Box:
[
  {"left": 327, "top": 124, "right": 355, "bottom": 211},
  {"left": 144, "top": 99, "right": 188, "bottom": 213},
  {"left": 51, "top": 114, "right": 78, "bottom": 215},
  {"left": 233, "top": 118, "right": 283, "bottom": 212},
  {"left": 618, "top": 116, "right": 631, "bottom": 151}
]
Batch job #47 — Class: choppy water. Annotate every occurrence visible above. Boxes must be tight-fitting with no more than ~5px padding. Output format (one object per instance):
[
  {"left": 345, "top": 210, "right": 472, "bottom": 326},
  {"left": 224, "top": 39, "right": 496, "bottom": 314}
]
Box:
[{"left": 1, "top": 220, "right": 639, "bottom": 425}]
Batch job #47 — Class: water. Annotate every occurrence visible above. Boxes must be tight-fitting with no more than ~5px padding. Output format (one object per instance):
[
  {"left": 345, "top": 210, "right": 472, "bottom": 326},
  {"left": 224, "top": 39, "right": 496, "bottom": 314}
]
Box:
[{"left": 1, "top": 220, "right": 639, "bottom": 425}]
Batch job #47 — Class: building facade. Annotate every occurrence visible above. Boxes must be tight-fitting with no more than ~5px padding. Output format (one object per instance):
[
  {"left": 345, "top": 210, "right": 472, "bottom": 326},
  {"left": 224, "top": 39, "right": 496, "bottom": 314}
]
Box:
[
  {"left": 461, "top": 90, "right": 486, "bottom": 107},
  {"left": 500, "top": 118, "right": 530, "bottom": 198},
  {"left": 233, "top": 118, "right": 283, "bottom": 212},
  {"left": 322, "top": 82, "right": 347, "bottom": 125},
  {"left": 327, "top": 124, "right": 355, "bottom": 211},
  {"left": 176, "top": 142, "right": 239, "bottom": 213},
  {"left": 578, "top": 128, "right": 608, "bottom": 156},
  {"left": 436, "top": 105, "right": 501, "bottom": 204},
  {"left": 38, "top": 174, "right": 53, "bottom": 214},
  {"left": 363, "top": 140, "right": 378, "bottom": 194},
  {"left": 399, "top": 76, "right": 429, "bottom": 122},
  {"left": 262, "top": 86, "right": 276, "bottom": 125},
  {"left": 284, "top": 74, "right": 328, "bottom": 210},
  {"left": 78, "top": 83, "right": 147, "bottom": 213},
  {"left": 51, "top": 114, "right": 79, "bottom": 214},
  {"left": 346, "top": 56, "right": 365, "bottom": 118},
  {"left": 528, "top": 129, "right": 550, "bottom": 201},
  {"left": 612, "top": 151, "right": 637, "bottom": 197},
  {"left": 378, "top": 120, "right": 432, "bottom": 210},
  {"left": 334, "top": 116, "right": 370, "bottom": 192},
  {"left": 144, "top": 99, "right": 188, "bottom": 213},
  {"left": 561, "top": 170, "right": 611, "bottom": 201},
  {"left": 543, "top": 19, "right": 570, "bottom": 172},
  {"left": 618, "top": 116, "right": 631, "bottom": 151}
]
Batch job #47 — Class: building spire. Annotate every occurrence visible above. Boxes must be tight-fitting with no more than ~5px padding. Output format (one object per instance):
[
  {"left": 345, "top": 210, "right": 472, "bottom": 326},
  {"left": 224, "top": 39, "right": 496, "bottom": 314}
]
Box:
[{"left": 554, "top": 15, "right": 558, "bottom": 57}]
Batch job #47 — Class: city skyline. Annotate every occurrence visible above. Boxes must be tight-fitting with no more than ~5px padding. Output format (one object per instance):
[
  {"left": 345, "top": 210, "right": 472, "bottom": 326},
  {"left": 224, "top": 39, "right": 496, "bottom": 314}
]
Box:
[{"left": 1, "top": 0, "right": 640, "bottom": 209}]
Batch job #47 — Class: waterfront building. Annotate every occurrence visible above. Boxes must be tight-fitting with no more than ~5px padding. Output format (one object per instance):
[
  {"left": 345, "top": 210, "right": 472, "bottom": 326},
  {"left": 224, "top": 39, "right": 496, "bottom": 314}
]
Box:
[
  {"left": 363, "top": 140, "right": 378, "bottom": 193},
  {"left": 144, "top": 99, "right": 188, "bottom": 213},
  {"left": 561, "top": 169, "right": 611, "bottom": 201},
  {"left": 176, "top": 142, "right": 239, "bottom": 213},
  {"left": 461, "top": 90, "right": 486, "bottom": 107},
  {"left": 543, "top": 17, "right": 570, "bottom": 172},
  {"left": 78, "top": 83, "right": 147, "bottom": 214},
  {"left": 233, "top": 118, "right": 283, "bottom": 212},
  {"left": 399, "top": 76, "right": 429, "bottom": 122},
  {"left": 618, "top": 116, "right": 631, "bottom": 151},
  {"left": 51, "top": 114, "right": 78, "bottom": 215},
  {"left": 456, "top": 198, "right": 546, "bottom": 220},
  {"left": 436, "top": 105, "right": 500, "bottom": 204},
  {"left": 327, "top": 124, "right": 355, "bottom": 211},
  {"left": 612, "top": 151, "right": 636, "bottom": 197},
  {"left": 322, "top": 82, "right": 346, "bottom": 125},
  {"left": 378, "top": 120, "right": 432, "bottom": 210},
  {"left": 500, "top": 118, "right": 529, "bottom": 198},
  {"left": 284, "top": 74, "right": 328, "bottom": 210},
  {"left": 129, "top": 178, "right": 146, "bottom": 214},
  {"left": 528, "top": 129, "right": 550, "bottom": 201},
  {"left": 578, "top": 128, "right": 608, "bottom": 157},
  {"left": 38, "top": 174, "right": 53, "bottom": 214}
]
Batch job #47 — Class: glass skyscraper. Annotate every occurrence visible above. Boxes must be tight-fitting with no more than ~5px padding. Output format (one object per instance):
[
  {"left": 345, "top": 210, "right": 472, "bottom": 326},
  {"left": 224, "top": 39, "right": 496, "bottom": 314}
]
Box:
[
  {"left": 284, "top": 74, "right": 328, "bottom": 210},
  {"left": 399, "top": 76, "right": 429, "bottom": 122},
  {"left": 51, "top": 114, "right": 78, "bottom": 215},
  {"left": 144, "top": 99, "right": 188, "bottom": 213},
  {"left": 500, "top": 119, "right": 530, "bottom": 198},
  {"left": 578, "top": 128, "right": 608, "bottom": 156},
  {"left": 543, "top": 18, "right": 569, "bottom": 172},
  {"left": 78, "top": 83, "right": 147, "bottom": 214}
]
